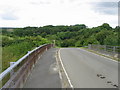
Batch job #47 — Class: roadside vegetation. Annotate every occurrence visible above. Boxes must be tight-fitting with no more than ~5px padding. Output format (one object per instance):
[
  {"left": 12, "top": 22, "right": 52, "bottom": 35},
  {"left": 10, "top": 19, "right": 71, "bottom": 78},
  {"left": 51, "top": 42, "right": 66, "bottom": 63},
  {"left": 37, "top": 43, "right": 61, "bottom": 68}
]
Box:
[
  {"left": 1, "top": 23, "right": 120, "bottom": 71},
  {"left": 2, "top": 35, "right": 51, "bottom": 71}
]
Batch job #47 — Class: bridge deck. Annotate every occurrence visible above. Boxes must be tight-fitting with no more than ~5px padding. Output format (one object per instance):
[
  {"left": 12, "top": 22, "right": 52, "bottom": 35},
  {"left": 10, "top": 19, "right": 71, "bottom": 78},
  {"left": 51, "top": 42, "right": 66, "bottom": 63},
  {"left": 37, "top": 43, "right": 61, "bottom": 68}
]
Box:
[{"left": 24, "top": 48, "right": 61, "bottom": 88}]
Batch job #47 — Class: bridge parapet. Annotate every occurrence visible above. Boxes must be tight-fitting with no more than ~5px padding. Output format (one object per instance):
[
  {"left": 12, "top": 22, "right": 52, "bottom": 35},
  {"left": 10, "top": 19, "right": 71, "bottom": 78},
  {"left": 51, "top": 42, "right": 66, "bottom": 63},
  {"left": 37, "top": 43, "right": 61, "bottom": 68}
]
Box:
[
  {"left": 0, "top": 44, "right": 53, "bottom": 89},
  {"left": 88, "top": 44, "right": 120, "bottom": 59}
]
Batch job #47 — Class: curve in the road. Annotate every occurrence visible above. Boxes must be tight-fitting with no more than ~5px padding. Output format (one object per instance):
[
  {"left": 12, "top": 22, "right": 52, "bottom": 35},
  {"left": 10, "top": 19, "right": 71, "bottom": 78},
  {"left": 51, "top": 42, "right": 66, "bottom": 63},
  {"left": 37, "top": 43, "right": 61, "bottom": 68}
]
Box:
[{"left": 59, "top": 48, "right": 118, "bottom": 88}]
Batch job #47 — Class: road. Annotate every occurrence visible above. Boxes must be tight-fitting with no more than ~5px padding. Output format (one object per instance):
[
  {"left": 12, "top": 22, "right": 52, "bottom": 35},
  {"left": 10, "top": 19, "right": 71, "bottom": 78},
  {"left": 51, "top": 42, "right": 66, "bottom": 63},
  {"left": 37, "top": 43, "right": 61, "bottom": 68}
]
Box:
[
  {"left": 59, "top": 48, "right": 118, "bottom": 88},
  {"left": 24, "top": 48, "right": 61, "bottom": 88}
]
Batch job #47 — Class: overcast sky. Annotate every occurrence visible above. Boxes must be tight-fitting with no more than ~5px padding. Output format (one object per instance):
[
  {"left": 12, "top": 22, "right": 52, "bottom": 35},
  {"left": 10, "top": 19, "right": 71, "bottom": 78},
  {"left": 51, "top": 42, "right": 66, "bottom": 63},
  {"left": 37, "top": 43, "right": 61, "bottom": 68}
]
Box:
[{"left": 0, "top": 0, "right": 119, "bottom": 28}]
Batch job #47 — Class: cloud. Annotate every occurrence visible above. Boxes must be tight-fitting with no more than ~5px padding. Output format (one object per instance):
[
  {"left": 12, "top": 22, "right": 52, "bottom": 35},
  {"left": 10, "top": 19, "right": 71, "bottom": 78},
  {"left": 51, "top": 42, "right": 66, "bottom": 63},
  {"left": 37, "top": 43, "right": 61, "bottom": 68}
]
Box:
[
  {"left": 0, "top": 6, "right": 18, "bottom": 20},
  {"left": 96, "top": 2, "right": 117, "bottom": 8},
  {"left": 0, "top": 0, "right": 118, "bottom": 27},
  {"left": 91, "top": 2, "right": 118, "bottom": 15},
  {"left": 1, "top": 11, "right": 18, "bottom": 20},
  {"left": 1, "top": 14, "right": 18, "bottom": 20},
  {"left": 119, "top": 1, "right": 120, "bottom": 8},
  {"left": 30, "top": 0, "right": 51, "bottom": 5}
]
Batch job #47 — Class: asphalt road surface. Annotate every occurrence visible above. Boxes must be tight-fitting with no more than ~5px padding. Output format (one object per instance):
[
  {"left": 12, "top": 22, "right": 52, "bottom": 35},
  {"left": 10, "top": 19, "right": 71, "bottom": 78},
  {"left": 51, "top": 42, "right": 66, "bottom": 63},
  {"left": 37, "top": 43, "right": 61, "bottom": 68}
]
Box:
[
  {"left": 24, "top": 48, "right": 61, "bottom": 88},
  {"left": 60, "top": 48, "right": 118, "bottom": 88}
]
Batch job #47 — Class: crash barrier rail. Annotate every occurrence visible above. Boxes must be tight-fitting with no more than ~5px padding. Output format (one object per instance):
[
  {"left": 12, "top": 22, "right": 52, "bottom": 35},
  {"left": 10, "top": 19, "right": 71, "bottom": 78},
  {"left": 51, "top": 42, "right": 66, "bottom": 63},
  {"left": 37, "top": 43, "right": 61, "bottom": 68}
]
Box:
[
  {"left": 0, "top": 44, "right": 54, "bottom": 89},
  {"left": 88, "top": 44, "right": 120, "bottom": 58}
]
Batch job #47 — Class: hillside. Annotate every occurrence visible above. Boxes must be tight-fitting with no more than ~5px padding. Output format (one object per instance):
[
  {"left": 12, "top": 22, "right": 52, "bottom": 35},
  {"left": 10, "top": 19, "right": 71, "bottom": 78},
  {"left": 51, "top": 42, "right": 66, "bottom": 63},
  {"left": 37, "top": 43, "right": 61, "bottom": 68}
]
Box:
[
  {"left": 4, "top": 23, "right": 119, "bottom": 47},
  {"left": 1, "top": 23, "right": 120, "bottom": 71}
]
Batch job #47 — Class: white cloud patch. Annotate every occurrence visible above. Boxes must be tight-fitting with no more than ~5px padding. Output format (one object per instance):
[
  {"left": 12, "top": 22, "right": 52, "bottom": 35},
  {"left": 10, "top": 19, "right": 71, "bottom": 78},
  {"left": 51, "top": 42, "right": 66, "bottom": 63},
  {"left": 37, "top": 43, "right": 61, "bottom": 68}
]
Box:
[
  {"left": 0, "top": 0, "right": 119, "bottom": 27},
  {"left": 30, "top": 0, "right": 51, "bottom": 5},
  {"left": 91, "top": 2, "right": 118, "bottom": 15},
  {"left": 0, "top": 9, "right": 18, "bottom": 20}
]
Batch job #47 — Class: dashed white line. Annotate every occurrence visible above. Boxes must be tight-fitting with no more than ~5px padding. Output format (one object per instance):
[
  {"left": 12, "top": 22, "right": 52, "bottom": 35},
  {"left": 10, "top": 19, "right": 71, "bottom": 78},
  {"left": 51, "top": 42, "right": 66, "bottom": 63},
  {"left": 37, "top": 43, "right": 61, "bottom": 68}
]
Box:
[{"left": 58, "top": 48, "right": 74, "bottom": 89}]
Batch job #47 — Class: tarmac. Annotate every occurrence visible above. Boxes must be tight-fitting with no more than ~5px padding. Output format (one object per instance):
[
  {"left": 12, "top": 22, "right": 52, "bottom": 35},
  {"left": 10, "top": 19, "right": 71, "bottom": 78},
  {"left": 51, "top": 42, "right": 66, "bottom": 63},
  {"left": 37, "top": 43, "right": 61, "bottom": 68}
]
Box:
[{"left": 23, "top": 48, "right": 61, "bottom": 88}]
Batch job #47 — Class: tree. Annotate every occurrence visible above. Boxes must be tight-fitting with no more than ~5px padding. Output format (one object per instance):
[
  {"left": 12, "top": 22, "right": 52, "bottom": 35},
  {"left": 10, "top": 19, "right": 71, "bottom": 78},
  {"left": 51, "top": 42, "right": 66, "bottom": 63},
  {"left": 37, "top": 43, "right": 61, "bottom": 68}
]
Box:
[
  {"left": 100, "top": 23, "right": 112, "bottom": 30},
  {"left": 75, "top": 41, "right": 83, "bottom": 47},
  {"left": 95, "top": 29, "right": 111, "bottom": 45},
  {"left": 104, "top": 34, "right": 118, "bottom": 45},
  {"left": 83, "top": 35, "right": 100, "bottom": 46}
]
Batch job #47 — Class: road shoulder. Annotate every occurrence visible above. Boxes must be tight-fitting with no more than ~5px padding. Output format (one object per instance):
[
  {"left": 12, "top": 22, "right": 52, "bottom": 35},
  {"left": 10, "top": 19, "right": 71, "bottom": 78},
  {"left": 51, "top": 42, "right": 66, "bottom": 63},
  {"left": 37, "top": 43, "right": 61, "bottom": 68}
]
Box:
[
  {"left": 80, "top": 47, "right": 119, "bottom": 62},
  {"left": 56, "top": 48, "right": 73, "bottom": 88},
  {"left": 23, "top": 48, "right": 61, "bottom": 88}
]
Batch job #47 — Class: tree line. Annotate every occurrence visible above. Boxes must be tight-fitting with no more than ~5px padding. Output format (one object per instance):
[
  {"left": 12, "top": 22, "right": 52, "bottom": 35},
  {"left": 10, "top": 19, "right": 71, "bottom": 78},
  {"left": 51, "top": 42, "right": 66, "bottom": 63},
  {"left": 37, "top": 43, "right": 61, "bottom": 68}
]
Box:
[
  {"left": 1, "top": 23, "right": 120, "bottom": 71},
  {"left": 3, "top": 23, "right": 119, "bottom": 47}
]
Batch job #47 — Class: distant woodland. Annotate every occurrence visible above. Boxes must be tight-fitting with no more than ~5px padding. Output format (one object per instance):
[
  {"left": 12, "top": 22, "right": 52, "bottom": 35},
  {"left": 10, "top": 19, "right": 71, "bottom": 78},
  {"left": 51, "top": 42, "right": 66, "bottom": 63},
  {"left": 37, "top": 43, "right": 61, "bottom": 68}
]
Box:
[{"left": 1, "top": 23, "right": 120, "bottom": 71}]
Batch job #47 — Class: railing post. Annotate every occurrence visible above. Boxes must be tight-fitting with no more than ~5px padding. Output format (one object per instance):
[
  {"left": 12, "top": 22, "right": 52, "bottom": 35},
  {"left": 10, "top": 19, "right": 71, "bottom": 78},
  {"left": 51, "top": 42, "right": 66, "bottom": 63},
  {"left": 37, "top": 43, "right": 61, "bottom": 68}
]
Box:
[
  {"left": 113, "top": 46, "right": 116, "bottom": 53},
  {"left": 0, "top": 44, "right": 53, "bottom": 88},
  {"left": 53, "top": 40, "right": 55, "bottom": 47},
  {"left": 46, "top": 46, "right": 47, "bottom": 51},
  {"left": 104, "top": 45, "right": 106, "bottom": 52},
  {"left": 88, "top": 44, "right": 91, "bottom": 49},
  {"left": 10, "top": 62, "right": 15, "bottom": 77}
]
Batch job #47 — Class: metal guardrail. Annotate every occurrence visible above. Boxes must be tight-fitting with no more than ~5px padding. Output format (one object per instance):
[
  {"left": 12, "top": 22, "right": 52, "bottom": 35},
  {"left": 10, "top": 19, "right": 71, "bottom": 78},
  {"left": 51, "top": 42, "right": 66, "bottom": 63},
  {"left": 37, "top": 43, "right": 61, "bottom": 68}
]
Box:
[
  {"left": 88, "top": 44, "right": 120, "bottom": 58},
  {"left": 0, "top": 44, "right": 54, "bottom": 89}
]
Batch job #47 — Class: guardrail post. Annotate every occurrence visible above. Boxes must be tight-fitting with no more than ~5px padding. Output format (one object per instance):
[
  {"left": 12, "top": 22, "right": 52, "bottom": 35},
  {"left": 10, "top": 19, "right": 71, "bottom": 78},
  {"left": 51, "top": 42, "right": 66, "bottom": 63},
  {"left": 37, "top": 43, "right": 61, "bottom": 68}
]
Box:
[
  {"left": 53, "top": 40, "right": 55, "bottom": 47},
  {"left": 88, "top": 44, "right": 91, "bottom": 49},
  {"left": 10, "top": 62, "right": 15, "bottom": 77},
  {"left": 46, "top": 47, "right": 47, "bottom": 51},
  {"left": 104, "top": 45, "right": 106, "bottom": 52},
  {"left": 0, "top": 44, "right": 53, "bottom": 88},
  {"left": 113, "top": 46, "right": 116, "bottom": 53}
]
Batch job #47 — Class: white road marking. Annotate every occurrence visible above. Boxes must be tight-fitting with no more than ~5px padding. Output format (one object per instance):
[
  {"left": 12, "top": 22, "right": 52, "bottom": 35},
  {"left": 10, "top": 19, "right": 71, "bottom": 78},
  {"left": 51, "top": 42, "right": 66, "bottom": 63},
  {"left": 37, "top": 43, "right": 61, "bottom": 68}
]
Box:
[
  {"left": 78, "top": 48, "right": 118, "bottom": 63},
  {"left": 59, "top": 70, "right": 62, "bottom": 80},
  {"left": 58, "top": 48, "right": 74, "bottom": 89},
  {"left": 55, "top": 51, "right": 62, "bottom": 80}
]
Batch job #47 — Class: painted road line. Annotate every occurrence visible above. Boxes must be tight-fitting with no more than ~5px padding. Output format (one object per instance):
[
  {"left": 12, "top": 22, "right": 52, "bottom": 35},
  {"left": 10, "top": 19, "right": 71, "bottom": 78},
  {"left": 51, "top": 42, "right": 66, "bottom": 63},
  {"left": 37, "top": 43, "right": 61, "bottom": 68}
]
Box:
[
  {"left": 58, "top": 48, "right": 74, "bottom": 89},
  {"left": 78, "top": 48, "right": 118, "bottom": 63},
  {"left": 55, "top": 50, "right": 62, "bottom": 80}
]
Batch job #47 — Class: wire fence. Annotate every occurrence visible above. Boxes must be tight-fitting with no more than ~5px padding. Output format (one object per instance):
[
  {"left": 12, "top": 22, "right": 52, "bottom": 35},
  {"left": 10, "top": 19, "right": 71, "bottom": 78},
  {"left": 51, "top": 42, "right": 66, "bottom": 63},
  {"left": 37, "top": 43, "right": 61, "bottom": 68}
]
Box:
[{"left": 88, "top": 44, "right": 120, "bottom": 59}]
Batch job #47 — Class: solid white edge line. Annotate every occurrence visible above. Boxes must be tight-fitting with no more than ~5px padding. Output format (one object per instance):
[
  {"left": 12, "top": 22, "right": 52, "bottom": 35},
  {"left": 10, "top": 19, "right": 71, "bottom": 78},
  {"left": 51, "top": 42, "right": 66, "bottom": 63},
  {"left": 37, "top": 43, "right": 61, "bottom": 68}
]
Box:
[
  {"left": 58, "top": 48, "right": 74, "bottom": 88},
  {"left": 78, "top": 48, "right": 118, "bottom": 63},
  {"left": 59, "top": 69, "right": 62, "bottom": 80},
  {"left": 55, "top": 50, "right": 62, "bottom": 80}
]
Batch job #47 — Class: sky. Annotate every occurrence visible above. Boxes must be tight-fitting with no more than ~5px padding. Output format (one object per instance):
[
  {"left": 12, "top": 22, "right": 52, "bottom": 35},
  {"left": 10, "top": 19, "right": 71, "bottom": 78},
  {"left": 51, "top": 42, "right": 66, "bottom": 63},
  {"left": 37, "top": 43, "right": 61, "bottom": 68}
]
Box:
[{"left": 0, "top": 0, "right": 119, "bottom": 28}]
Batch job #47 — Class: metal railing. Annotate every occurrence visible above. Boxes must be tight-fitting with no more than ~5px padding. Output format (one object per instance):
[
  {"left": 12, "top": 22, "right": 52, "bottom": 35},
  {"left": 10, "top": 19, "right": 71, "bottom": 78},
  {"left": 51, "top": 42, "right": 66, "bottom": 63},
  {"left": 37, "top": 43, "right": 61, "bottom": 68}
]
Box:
[
  {"left": 88, "top": 44, "right": 120, "bottom": 58},
  {"left": 0, "top": 44, "right": 53, "bottom": 89}
]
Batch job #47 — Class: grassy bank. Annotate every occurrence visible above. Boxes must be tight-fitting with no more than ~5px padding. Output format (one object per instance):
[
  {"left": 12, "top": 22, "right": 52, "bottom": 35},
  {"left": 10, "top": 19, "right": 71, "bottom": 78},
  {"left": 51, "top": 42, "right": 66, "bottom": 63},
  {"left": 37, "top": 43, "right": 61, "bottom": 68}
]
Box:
[{"left": 2, "top": 36, "right": 51, "bottom": 72}]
